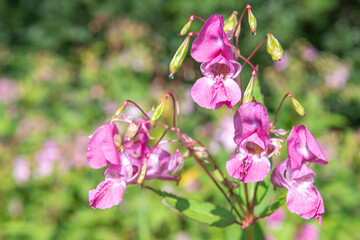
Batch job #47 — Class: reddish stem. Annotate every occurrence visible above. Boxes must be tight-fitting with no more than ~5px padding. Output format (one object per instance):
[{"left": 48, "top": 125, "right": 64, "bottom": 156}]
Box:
[
  {"left": 190, "top": 15, "right": 205, "bottom": 22},
  {"left": 241, "top": 35, "right": 268, "bottom": 68},
  {"left": 272, "top": 93, "right": 292, "bottom": 128}
]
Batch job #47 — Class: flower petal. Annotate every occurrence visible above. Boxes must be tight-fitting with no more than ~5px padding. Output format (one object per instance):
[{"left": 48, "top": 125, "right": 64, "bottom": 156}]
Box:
[
  {"left": 190, "top": 14, "right": 233, "bottom": 62},
  {"left": 243, "top": 155, "right": 271, "bottom": 183},
  {"left": 234, "top": 102, "right": 270, "bottom": 146},
  {"left": 86, "top": 125, "right": 108, "bottom": 169},
  {"left": 89, "top": 180, "right": 126, "bottom": 209},
  {"left": 287, "top": 183, "right": 324, "bottom": 221}
]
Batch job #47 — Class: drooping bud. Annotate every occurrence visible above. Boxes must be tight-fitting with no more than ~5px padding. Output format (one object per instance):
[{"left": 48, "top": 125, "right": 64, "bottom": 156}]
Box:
[
  {"left": 243, "top": 74, "right": 255, "bottom": 104},
  {"left": 266, "top": 33, "right": 283, "bottom": 61},
  {"left": 223, "top": 11, "right": 238, "bottom": 39},
  {"left": 168, "top": 150, "right": 184, "bottom": 176},
  {"left": 126, "top": 122, "right": 139, "bottom": 140},
  {"left": 179, "top": 19, "right": 193, "bottom": 36},
  {"left": 288, "top": 94, "right": 306, "bottom": 116},
  {"left": 247, "top": 7, "right": 257, "bottom": 35},
  {"left": 150, "top": 97, "right": 168, "bottom": 125},
  {"left": 169, "top": 35, "right": 191, "bottom": 77}
]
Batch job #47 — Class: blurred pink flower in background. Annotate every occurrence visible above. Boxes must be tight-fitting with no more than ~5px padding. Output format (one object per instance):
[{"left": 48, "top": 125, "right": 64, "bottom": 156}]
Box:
[
  {"left": 0, "top": 78, "right": 21, "bottom": 104},
  {"left": 274, "top": 52, "right": 289, "bottom": 71},
  {"left": 302, "top": 47, "right": 318, "bottom": 62},
  {"left": 325, "top": 64, "right": 349, "bottom": 89},
  {"left": 295, "top": 223, "right": 319, "bottom": 240},
  {"left": 214, "top": 115, "right": 237, "bottom": 153},
  {"left": 102, "top": 100, "right": 119, "bottom": 116},
  {"left": 266, "top": 207, "right": 285, "bottom": 230},
  {"left": 12, "top": 156, "right": 31, "bottom": 184},
  {"left": 35, "top": 140, "right": 60, "bottom": 178},
  {"left": 180, "top": 88, "right": 194, "bottom": 115}
]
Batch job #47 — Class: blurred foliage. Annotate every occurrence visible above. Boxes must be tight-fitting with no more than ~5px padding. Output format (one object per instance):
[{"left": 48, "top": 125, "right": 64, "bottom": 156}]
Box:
[{"left": 0, "top": 0, "right": 359, "bottom": 239}]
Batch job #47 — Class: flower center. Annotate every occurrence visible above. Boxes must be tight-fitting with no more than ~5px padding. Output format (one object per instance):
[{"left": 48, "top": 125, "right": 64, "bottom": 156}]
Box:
[{"left": 210, "top": 63, "right": 230, "bottom": 78}]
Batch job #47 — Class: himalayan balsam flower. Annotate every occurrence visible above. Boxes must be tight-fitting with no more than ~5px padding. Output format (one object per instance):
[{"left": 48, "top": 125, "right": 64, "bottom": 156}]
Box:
[
  {"left": 271, "top": 159, "right": 325, "bottom": 225},
  {"left": 89, "top": 152, "right": 141, "bottom": 209},
  {"left": 226, "top": 102, "right": 276, "bottom": 183},
  {"left": 271, "top": 126, "right": 327, "bottom": 225},
  {"left": 87, "top": 121, "right": 182, "bottom": 209},
  {"left": 190, "top": 14, "right": 241, "bottom": 109},
  {"left": 287, "top": 125, "right": 328, "bottom": 171}
]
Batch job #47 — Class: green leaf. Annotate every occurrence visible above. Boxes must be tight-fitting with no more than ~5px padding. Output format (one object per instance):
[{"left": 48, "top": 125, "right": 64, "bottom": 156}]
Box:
[
  {"left": 147, "top": 188, "right": 236, "bottom": 227},
  {"left": 259, "top": 190, "right": 287, "bottom": 218}
]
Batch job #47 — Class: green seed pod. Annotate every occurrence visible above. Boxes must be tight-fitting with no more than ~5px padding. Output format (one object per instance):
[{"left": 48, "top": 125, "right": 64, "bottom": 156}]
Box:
[{"left": 266, "top": 33, "right": 283, "bottom": 61}]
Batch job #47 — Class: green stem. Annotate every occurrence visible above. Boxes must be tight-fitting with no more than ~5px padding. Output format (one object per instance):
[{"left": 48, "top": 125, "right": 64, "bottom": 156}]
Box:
[{"left": 245, "top": 224, "right": 255, "bottom": 240}]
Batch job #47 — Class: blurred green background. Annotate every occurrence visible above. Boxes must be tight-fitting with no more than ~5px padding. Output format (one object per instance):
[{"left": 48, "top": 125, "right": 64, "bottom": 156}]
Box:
[{"left": 0, "top": 0, "right": 359, "bottom": 239}]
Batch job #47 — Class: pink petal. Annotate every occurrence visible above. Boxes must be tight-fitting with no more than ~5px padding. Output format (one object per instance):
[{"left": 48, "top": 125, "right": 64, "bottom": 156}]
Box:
[
  {"left": 243, "top": 155, "right": 271, "bottom": 183},
  {"left": 86, "top": 125, "right": 108, "bottom": 169},
  {"left": 191, "top": 76, "right": 241, "bottom": 110},
  {"left": 226, "top": 153, "right": 245, "bottom": 179},
  {"left": 190, "top": 14, "right": 233, "bottom": 63},
  {"left": 270, "top": 158, "right": 291, "bottom": 189},
  {"left": 145, "top": 148, "right": 178, "bottom": 181},
  {"left": 287, "top": 183, "right": 324, "bottom": 221},
  {"left": 234, "top": 102, "right": 270, "bottom": 146},
  {"left": 102, "top": 123, "right": 120, "bottom": 165},
  {"left": 89, "top": 180, "right": 126, "bottom": 209},
  {"left": 287, "top": 125, "right": 327, "bottom": 170}
]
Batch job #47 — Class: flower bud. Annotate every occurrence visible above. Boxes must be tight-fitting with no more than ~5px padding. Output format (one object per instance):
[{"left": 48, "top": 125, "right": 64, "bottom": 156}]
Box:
[
  {"left": 289, "top": 94, "right": 305, "bottom": 116},
  {"left": 266, "top": 33, "right": 283, "bottom": 61},
  {"left": 150, "top": 97, "right": 167, "bottom": 125},
  {"left": 126, "top": 122, "right": 139, "bottom": 140},
  {"left": 113, "top": 133, "right": 122, "bottom": 150},
  {"left": 169, "top": 35, "right": 191, "bottom": 77},
  {"left": 168, "top": 150, "right": 184, "bottom": 176},
  {"left": 243, "top": 74, "right": 255, "bottom": 104},
  {"left": 247, "top": 7, "right": 257, "bottom": 35},
  {"left": 179, "top": 19, "right": 193, "bottom": 36},
  {"left": 223, "top": 11, "right": 238, "bottom": 39}
]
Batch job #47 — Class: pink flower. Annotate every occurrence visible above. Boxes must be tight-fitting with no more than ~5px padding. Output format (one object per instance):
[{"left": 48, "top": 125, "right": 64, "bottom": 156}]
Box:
[
  {"left": 86, "top": 123, "right": 121, "bottom": 169},
  {"left": 266, "top": 208, "right": 285, "bottom": 230},
  {"left": 287, "top": 125, "right": 328, "bottom": 171},
  {"left": 190, "top": 14, "right": 233, "bottom": 63},
  {"left": 270, "top": 159, "right": 325, "bottom": 225},
  {"left": 190, "top": 14, "right": 241, "bottom": 110},
  {"left": 35, "top": 140, "right": 60, "bottom": 177},
  {"left": 89, "top": 152, "right": 142, "bottom": 209},
  {"left": 227, "top": 102, "right": 275, "bottom": 182},
  {"left": 295, "top": 223, "right": 319, "bottom": 240},
  {"left": 13, "top": 156, "right": 31, "bottom": 184},
  {"left": 140, "top": 148, "right": 181, "bottom": 182},
  {"left": 191, "top": 55, "right": 241, "bottom": 109}
]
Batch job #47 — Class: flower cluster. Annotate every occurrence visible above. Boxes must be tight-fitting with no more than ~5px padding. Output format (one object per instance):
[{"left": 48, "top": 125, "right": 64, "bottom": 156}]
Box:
[
  {"left": 270, "top": 125, "right": 327, "bottom": 225},
  {"left": 87, "top": 7, "right": 329, "bottom": 232},
  {"left": 190, "top": 15, "right": 241, "bottom": 110},
  {"left": 87, "top": 119, "right": 183, "bottom": 209}
]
